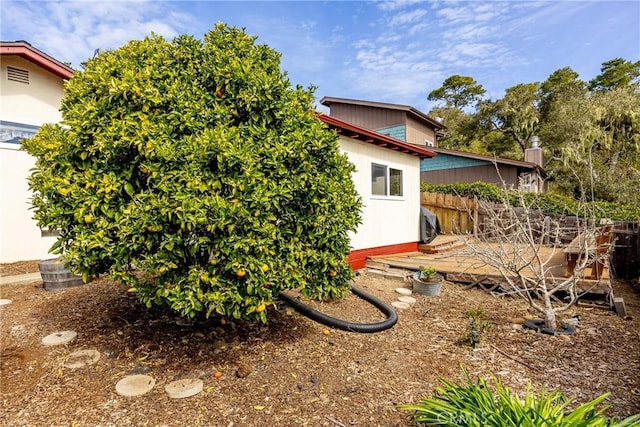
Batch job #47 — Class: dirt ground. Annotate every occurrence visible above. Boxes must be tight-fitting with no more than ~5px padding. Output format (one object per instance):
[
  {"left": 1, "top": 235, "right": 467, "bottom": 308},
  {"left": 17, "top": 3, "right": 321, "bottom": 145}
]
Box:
[{"left": 1, "top": 260, "right": 639, "bottom": 426}]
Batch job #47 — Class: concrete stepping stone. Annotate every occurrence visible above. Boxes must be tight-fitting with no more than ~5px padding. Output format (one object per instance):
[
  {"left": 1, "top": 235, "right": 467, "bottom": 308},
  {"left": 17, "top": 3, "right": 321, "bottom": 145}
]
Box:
[
  {"left": 398, "top": 296, "right": 416, "bottom": 304},
  {"left": 395, "top": 287, "right": 412, "bottom": 296},
  {"left": 392, "top": 301, "right": 411, "bottom": 310},
  {"left": 42, "top": 331, "right": 77, "bottom": 346},
  {"left": 0, "top": 299, "right": 12, "bottom": 306},
  {"left": 165, "top": 378, "right": 204, "bottom": 399},
  {"left": 115, "top": 374, "right": 156, "bottom": 397},
  {"left": 63, "top": 349, "right": 101, "bottom": 369}
]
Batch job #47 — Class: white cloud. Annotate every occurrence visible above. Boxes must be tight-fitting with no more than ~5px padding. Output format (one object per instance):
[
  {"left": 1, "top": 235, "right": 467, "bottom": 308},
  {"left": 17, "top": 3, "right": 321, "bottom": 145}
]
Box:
[
  {"left": 301, "top": 20, "right": 318, "bottom": 30},
  {"left": 442, "top": 23, "right": 493, "bottom": 41},
  {"left": 1, "top": 1, "right": 190, "bottom": 68},
  {"left": 345, "top": 36, "right": 443, "bottom": 107},
  {"left": 436, "top": 6, "right": 471, "bottom": 24},
  {"left": 389, "top": 8, "right": 429, "bottom": 26},
  {"left": 377, "top": 0, "right": 426, "bottom": 12}
]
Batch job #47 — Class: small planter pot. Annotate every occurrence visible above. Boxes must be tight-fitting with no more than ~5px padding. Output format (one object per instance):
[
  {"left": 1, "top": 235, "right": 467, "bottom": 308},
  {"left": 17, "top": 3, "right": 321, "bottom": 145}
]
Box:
[{"left": 412, "top": 271, "right": 443, "bottom": 296}]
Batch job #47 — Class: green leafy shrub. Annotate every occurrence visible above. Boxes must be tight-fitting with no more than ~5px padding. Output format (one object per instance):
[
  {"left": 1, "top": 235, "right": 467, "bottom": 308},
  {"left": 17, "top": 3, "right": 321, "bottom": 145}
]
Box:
[
  {"left": 458, "top": 308, "right": 492, "bottom": 349},
  {"left": 421, "top": 182, "right": 640, "bottom": 221},
  {"left": 400, "top": 368, "right": 640, "bottom": 426},
  {"left": 23, "top": 24, "right": 362, "bottom": 322},
  {"left": 420, "top": 266, "right": 438, "bottom": 280}
]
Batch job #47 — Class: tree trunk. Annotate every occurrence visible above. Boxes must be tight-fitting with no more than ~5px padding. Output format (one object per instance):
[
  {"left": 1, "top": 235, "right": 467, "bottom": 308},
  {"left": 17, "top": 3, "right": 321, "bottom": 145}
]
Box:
[{"left": 542, "top": 292, "right": 557, "bottom": 331}]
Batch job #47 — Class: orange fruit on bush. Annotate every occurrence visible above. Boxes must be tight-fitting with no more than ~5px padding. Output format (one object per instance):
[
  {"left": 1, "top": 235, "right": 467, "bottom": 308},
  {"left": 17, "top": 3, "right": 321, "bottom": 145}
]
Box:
[
  {"left": 255, "top": 303, "right": 266, "bottom": 313},
  {"left": 329, "top": 270, "right": 337, "bottom": 277},
  {"left": 236, "top": 270, "right": 246, "bottom": 278}
]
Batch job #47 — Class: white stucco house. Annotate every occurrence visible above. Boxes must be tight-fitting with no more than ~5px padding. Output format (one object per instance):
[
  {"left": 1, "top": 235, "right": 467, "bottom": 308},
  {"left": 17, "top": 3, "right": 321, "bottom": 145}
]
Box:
[
  {"left": 318, "top": 114, "right": 436, "bottom": 269},
  {"left": 0, "top": 41, "right": 74, "bottom": 263}
]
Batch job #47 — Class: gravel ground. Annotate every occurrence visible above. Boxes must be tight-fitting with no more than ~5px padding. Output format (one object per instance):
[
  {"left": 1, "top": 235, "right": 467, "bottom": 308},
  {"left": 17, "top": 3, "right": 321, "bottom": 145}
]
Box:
[{"left": 1, "top": 261, "right": 639, "bottom": 426}]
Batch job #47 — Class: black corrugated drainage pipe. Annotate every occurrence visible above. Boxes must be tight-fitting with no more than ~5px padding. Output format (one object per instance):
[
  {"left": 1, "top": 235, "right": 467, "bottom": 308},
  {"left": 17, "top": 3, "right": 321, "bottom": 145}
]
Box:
[{"left": 279, "top": 285, "right": 398, "bottom": 333}]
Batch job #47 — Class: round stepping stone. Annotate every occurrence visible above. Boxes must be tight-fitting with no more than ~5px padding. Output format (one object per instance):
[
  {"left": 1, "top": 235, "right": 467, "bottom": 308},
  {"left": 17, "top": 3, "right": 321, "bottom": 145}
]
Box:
[
  {"left": 395, "top": 287, "right": 412, "bottom": 296},
  {"left": 392, "top": 301, "right": 411, "bottom": 310},
  {"left": 0, "top": 299, "right": 12, "bottom": 306},
  {"left": 115, "top": 374, "right": 156, "bottom": 397},
  {"left": 63, "top": 349, "right": 101, "bottom": 369},
  {"left": 42, "top": 331, "right": 77, "bottom": 346},
  {"left": 165, "top": 378, "right": 204, "bottom": 399},
  {"left": 398, "top": 296, "right": 416, "bottom": 304}
]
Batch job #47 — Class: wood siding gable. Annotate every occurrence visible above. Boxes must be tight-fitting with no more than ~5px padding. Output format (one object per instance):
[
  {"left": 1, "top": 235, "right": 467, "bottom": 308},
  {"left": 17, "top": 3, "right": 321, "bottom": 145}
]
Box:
[{"left": 327, "top": 103, "right": 405, "bottom": 130}]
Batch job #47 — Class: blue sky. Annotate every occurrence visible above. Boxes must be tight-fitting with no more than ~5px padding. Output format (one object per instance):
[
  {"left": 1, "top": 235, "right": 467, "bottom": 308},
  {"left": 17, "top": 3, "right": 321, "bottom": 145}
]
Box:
[{"left": 2, "top": 1, "right": 638, "bottom": 113}]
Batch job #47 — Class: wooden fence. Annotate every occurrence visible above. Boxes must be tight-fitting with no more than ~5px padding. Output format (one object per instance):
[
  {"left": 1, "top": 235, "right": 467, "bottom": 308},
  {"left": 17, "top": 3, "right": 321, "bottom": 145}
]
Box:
[
  {"left": 420, "top": 191, "right": 640, "bottom": 278},
  {"left": 611, "top": 222, "right": 640, "bottom": 278},
  {"left": 420, "top": 192, "right": 478, "bottom": 234}
]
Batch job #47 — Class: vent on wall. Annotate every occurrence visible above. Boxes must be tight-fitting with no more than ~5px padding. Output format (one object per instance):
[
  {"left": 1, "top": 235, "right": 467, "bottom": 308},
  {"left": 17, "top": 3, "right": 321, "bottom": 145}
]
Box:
[{"left": 7, "top": 66, "right": 29, "bottom": 84}]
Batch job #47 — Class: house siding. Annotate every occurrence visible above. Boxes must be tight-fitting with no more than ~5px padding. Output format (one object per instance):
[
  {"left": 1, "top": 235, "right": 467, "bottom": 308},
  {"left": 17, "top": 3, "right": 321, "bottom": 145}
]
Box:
[
  {"left": 339, "top": 136, "right": 421, "bottom": 252},
  {"left": 327, "top": 103, "right": 405, "bottom": 130},
  {"left": 0, "top": 56, "right": 66, "bottom": 262},
  {"left": 375, "top": 124, "right": 406, "bottom": 141},
  {"left": 421, "top": 164, "right": 520, "bottom": 188},
  {"left": 1, "top": 56, "right": 66, "bottom": 124},
  {"left": 420, "top": 153, "right": 489, "bottom": 172},
  {"left": 406, "top": 116, "right": 436, "bottom": 147}
]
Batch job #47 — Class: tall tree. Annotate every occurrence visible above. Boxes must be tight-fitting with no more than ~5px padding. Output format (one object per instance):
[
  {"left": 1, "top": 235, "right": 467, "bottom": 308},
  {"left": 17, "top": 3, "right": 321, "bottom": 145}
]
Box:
[
  {"left": 538, "top": 67, "right": 587, "bottom": 120},
  {"left": 427, "top": 75, "right": 486, "bottom": 110},
  {"left": 588, "top": 58, "right": 640, "bottom": 92},
  {"left": 428, "top": 106, "right": 481, "bottom": 151},
  {"left": 560, "top": 85, "right": 640, "bottom": 205},
  {"left": 537, "top": 67, "right": 588, "bottom": 156},
  {"left": 478, "top": 83, "right": 541, "bottom": 156}
]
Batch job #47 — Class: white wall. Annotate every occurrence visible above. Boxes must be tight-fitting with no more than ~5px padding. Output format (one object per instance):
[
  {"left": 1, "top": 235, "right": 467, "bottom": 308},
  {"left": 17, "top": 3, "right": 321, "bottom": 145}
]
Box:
[
  {"left": 339, "top": 137, "right": 421, "bottom": 251},
  {"left": 0, "top": 147, "right": 57, "bottom": 262},
  {"left": 0, "top": 56, "right": 66, "bottom": 262},
  {"left": 1, "top": 57, "right": 66, "bottom": 123}
]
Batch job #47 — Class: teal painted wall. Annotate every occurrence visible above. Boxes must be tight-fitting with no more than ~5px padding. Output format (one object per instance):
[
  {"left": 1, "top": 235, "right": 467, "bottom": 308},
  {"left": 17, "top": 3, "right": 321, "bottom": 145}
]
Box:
[
  {"left": 420, "top": 152, "right": 491, "bottom": 172},
  {"left": 375, "top": 125, "right": 406, "bottom": 141}
]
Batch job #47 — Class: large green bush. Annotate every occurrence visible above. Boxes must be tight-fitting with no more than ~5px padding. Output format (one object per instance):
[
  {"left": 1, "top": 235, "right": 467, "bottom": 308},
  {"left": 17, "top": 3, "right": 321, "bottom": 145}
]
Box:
[
  {"left": 23, "top": 24, "right": 362, "bottom": 322},
  {"left": 421, "top": 182, "right": 640, "bottom": 221}
]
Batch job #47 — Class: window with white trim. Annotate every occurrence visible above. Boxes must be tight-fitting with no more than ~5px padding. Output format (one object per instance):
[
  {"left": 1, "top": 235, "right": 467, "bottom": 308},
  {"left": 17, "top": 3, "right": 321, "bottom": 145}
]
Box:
[
  {"left": 520, "top": 173, "right": 532, "bottom": 193},
  {"left": 371, "top": 163, "right": 403, "bottom": 197}
]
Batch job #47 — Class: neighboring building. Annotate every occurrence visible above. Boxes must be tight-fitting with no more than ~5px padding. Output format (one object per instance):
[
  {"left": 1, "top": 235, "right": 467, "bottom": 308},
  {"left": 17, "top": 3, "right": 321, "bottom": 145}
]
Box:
[
  {"left": 318, "top": 114, "right": 436, "bottom": 269},
  {"left": 421, "top": 146, "right": 547, "bottom": 193},
  {"left": 321, "top": 96, "right": 547, "bottom": 193},
  {"left": 0, "top": 41, "right": 74, "bottom": 262},
  {"left": 320, "top": 96, "right": 445, "bottom": 148}
]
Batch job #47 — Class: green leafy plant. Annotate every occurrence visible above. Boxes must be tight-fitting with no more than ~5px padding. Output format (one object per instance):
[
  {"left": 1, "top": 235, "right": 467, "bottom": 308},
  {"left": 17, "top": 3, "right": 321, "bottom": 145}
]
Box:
[
  {"left": 22, "top": 24, "right": 362, "bottom": 322},
  {"left": 421, "top": 182, "right": 640, "bottom": 221},
  {"left": 400, "top": 367, "right": 640, "bottom": 426},
  {"left": 458, "top": 308, "right": 492, "bottom": 349},
  {"left": 420, "top": 266, "right": 438, "bottom": 281}
]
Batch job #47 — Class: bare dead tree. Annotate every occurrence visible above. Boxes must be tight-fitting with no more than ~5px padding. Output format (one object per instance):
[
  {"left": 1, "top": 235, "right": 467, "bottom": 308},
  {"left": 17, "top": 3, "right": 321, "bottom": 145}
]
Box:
[{"left": 461, "top": 190, "right": 612, "bottom": 332}]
